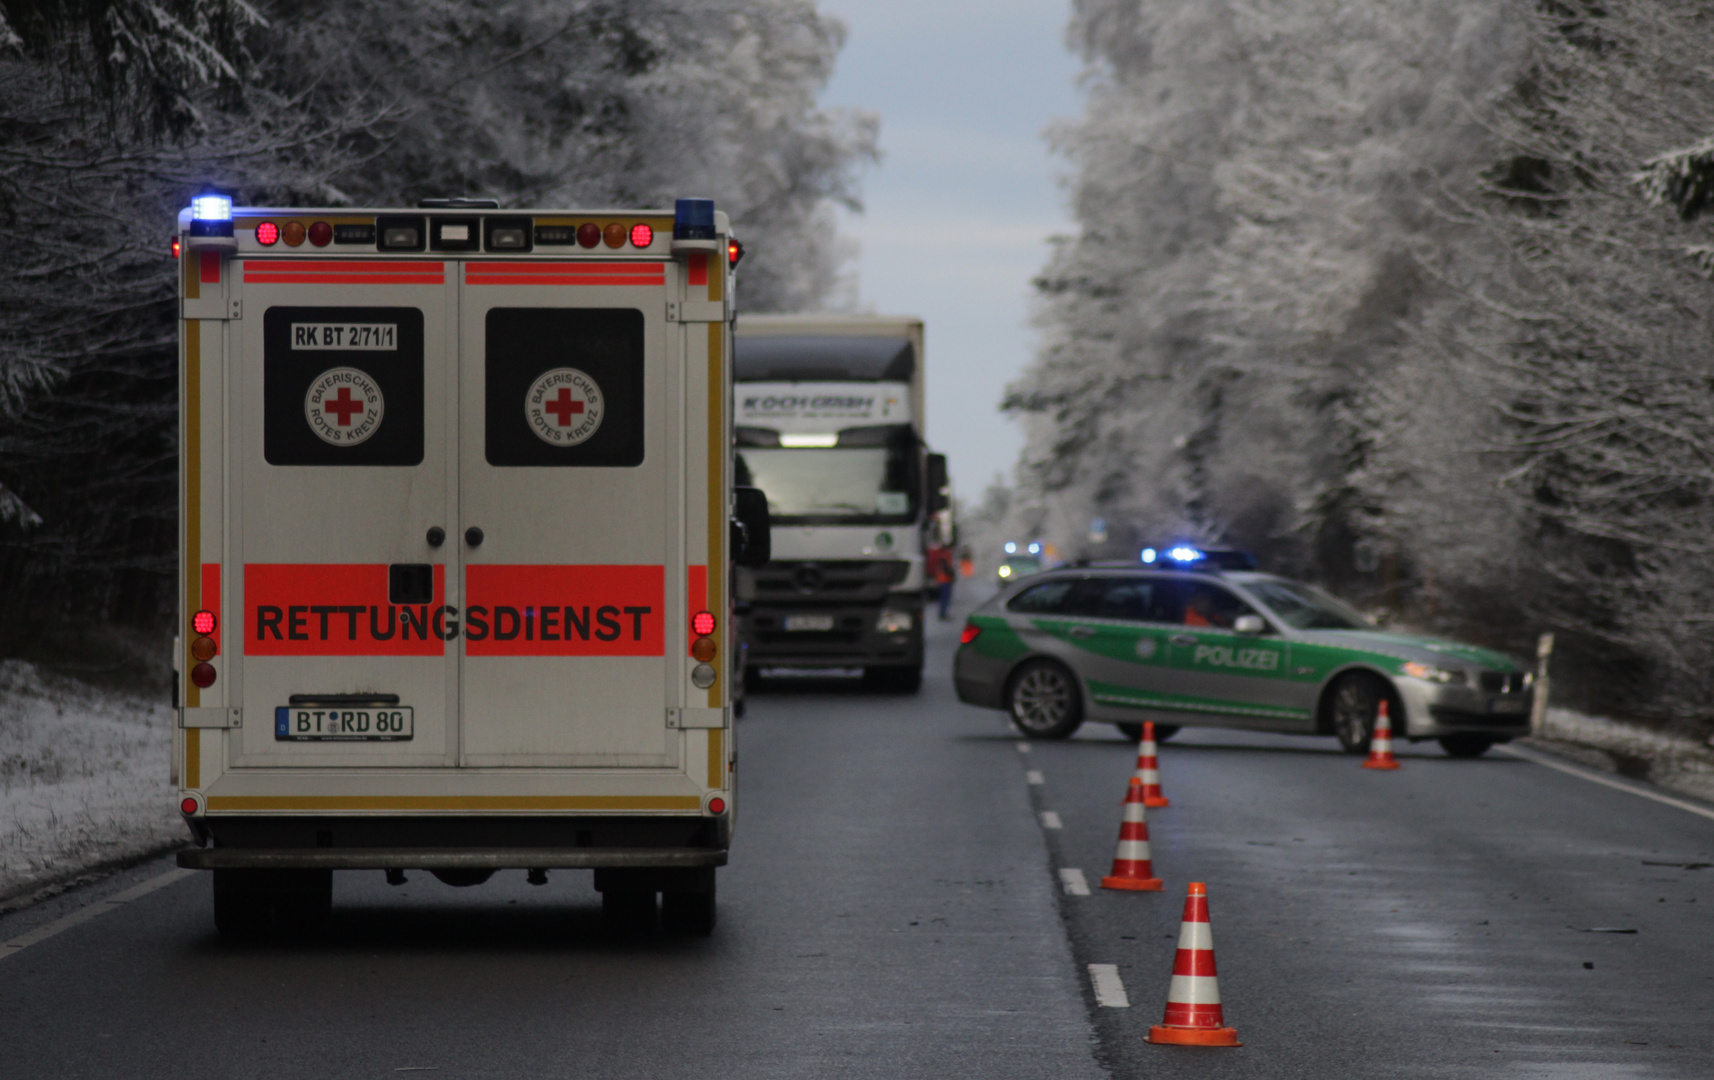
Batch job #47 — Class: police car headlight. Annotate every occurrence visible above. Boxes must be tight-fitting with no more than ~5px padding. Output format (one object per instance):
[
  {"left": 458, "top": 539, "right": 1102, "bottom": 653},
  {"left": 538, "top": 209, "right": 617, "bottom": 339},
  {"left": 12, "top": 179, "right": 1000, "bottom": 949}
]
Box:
[
  {"left": 877, "top": 610, "right": 913, "bottom": 633},
  {"left": 1401, "top": 661, "right": 1466, "bottom": 685}
]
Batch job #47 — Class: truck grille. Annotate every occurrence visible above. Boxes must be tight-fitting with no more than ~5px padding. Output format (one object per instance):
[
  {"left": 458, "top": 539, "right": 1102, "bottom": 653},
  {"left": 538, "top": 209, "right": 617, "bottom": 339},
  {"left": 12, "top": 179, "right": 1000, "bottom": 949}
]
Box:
[{"left": 740, "top": 560, "right": 910, "bottom": 604}]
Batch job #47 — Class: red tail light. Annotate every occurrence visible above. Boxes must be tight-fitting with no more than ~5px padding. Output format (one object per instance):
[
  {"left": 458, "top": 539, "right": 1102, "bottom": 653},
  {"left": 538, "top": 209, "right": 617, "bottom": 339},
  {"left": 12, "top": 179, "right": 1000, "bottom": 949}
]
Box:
[
  {"left": 192, "top": 609, "right": 217, "bottom": 634},
  {"left": 171, "top": 236, "right": 181, "bottom": 258},
  {"left": 727, "top": 238, "right": 744, "bottom": 267},
  {"left": 256, "top": 221, "right": 279, "bottom": 245},
  {"left": 190, "top": 662, "right": 217, "bottom": 688},
  {"left": 630, "top": 223, "right": 653, "bottom": 247},
  {"left": 708, "top": 796, "right": 726, "bottom": 815},
  {"left": 692, "top": 611, "right": 717, "bottom": 636},
  {"left": 960, "top": 623, "right": 981, "bottom": 644},
  {"left": 180, "top": 797, "right": 199, "bottom": 815}
]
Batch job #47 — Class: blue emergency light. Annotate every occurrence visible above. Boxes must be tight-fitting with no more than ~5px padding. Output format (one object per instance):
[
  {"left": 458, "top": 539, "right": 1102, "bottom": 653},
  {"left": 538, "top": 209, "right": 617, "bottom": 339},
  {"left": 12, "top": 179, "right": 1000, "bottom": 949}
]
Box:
[
  {"left": 188, "top": 190, "right": 234, "bottom": 238},
  {"left": 1168, "top": 545, "right": 1205, "bottom": 563},
  {"left": 1028, "top": 542, "right": 1041, "bottom": 555},
  {"left": 1004, "top": 542, "right": 1017, "bottom": 554},
  {"left": 1141, "top": 547, "right": 1157, "bottom": 563},
  {"left": 674, "top": 197, "right": 716, "bottom": 240}
]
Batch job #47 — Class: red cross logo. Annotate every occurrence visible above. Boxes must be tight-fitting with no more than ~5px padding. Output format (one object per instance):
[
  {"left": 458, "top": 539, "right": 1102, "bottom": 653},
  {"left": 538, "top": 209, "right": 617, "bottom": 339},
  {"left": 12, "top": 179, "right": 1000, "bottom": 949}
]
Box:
[
  {"left": 323, "top": 386, "right": 365, "bottom": 426},
  {"left": 544, "top": 387, "right": 585, "bottom": 427}
]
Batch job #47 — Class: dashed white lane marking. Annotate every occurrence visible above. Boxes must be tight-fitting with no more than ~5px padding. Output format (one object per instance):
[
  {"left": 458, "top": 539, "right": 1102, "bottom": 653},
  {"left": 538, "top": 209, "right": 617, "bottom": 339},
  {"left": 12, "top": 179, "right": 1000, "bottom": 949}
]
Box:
[
  {"left": 1026, "top": 770, "right": 1045, "bottom": 785},
  {"left": 0, "top": 868, "right": 195, "bottom": 961},
  {"left": 1040, "top": 811, "right": 1063, "bottom": 830},
  {"left": 1059, "top": 868, "right": 1090, "bottom": 896},
  {"left": 1501, "top": 743, "right": 1714, "bottom": 823},
  {"left": 1088, "top": 964, "right": 1130, "bottom": 1007},
  {"left": 1015, "top": 741, "right": 1032, "bottom": 753}
]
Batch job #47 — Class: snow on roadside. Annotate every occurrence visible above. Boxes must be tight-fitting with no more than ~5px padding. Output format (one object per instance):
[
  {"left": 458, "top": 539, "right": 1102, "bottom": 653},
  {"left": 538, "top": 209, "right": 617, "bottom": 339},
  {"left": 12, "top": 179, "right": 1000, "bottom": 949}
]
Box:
[
  {"left": 0, "top": 660, "right": 182, "bottom": 903},
  {"left": 1530, "top": 706, "right": 1714, "bottom": 805}
]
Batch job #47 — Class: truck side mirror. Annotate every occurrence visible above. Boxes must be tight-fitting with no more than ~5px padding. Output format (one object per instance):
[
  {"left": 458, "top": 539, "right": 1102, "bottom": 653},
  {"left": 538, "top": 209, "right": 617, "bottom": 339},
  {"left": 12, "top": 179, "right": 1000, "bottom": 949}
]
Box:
[
  {"left": 732, "top": 486, "right": 771, "bottom": 568},
  {"left": 926, "top": 453, "right": 949, "bottom": 513}
]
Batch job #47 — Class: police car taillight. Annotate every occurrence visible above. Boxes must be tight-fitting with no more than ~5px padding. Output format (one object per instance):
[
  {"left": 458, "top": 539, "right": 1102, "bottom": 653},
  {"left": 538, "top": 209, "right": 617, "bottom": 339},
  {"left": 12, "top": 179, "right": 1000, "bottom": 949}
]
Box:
[
  {"left": 256, "top": 221, "right": 279, "bottom": 246},
  {"left": 630, "top": 223, "right": 653, "bottom": 247},
  {"left": 192, "top": 610, "right": 217, "bottom": 635},
  {"left": 728, "top": 238, "right": 744, "bottom": 268}
]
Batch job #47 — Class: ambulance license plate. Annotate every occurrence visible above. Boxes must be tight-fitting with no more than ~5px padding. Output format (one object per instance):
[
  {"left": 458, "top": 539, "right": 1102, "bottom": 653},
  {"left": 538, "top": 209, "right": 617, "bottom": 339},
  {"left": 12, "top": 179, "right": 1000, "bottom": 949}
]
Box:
[
  {"left": 275, "top": 706, "right": 414, "bottom": 741},
  {"left": 1488, "top": 698, "right": 1529, "bottom": 716},
  {"left": 783, "top": 614, "right": 835, "bottom": 632}
]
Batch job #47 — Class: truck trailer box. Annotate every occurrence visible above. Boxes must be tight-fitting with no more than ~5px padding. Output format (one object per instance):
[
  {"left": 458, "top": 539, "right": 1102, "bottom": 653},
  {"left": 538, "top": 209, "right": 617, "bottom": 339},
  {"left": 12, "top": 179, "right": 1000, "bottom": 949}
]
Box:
[{"left": 172, "top": 196, "right": 752, "bottom": 936}]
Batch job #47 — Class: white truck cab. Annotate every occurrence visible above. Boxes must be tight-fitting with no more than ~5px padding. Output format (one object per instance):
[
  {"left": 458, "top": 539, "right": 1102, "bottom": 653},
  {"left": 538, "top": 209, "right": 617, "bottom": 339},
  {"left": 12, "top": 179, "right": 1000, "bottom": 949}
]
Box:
[{"left": 173, "top": 194, "right": 767, "bottom": 937}]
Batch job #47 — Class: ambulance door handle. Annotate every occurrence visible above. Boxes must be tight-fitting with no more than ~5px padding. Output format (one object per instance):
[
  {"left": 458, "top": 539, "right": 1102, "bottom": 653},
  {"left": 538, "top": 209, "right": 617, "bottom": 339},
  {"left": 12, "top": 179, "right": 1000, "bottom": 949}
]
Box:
[
  {"left": 426, "top": 527, "right": 445, "bottom": 548},
  {"left": 465, "top": 526, "right": 484, "bottom": 547}
]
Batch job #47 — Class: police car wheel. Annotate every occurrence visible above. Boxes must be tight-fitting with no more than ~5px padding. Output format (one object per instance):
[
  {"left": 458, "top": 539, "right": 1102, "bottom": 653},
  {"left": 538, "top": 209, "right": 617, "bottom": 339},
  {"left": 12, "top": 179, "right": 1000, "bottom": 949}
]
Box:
[
  {"left": 1439, "top": 734, "right": 1496, "bottom": 758},
  {"left": 1331, "top": 674, "right": 1386, "bottom": 754},
  {"left": 1007, "top": 660, "right": 1083, "bottom": 740}
]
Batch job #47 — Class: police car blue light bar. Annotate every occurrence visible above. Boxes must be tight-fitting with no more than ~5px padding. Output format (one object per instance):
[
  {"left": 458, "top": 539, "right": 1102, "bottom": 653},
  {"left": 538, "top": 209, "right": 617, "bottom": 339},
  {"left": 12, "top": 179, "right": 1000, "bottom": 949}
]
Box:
[
  {"left": 1168, "top": 546, "right": 1204, "bottom": 563},
  {"left": 1004, "top": 542, "right": 1017, "bottom": 554},
  {"left": 1141, "top": 547, "right": 1157, "bottom": 563},
  {"left": 1027, "top": 542, "right": 1041, "bottom": 555}
]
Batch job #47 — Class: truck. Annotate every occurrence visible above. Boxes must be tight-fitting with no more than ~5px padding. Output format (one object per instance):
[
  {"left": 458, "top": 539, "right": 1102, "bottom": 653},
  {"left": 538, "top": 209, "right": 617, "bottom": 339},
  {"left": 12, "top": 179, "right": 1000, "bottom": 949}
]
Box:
[
  {"left": 731, "top": 315, "right": 949, "bottom": 693},
  {"left": 172, "top": 192, "right": 768, "bottom": 938}
]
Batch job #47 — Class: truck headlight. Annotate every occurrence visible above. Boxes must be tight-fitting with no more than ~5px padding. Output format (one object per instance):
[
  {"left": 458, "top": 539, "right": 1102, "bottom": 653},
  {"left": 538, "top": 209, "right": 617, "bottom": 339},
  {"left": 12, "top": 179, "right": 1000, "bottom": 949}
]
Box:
[
  {"left": 1401, "top": 661, "right": 1466, "bottom": 685},
  {"left": 877, "top": 610, "right": 913, "bottom": 633}
]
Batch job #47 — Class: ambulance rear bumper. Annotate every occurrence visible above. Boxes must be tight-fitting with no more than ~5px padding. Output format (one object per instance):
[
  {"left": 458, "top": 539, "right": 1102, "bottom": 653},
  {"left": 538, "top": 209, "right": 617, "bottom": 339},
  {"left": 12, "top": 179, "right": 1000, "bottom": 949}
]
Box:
[{"left": 177, "top": 846, "right": 726, "bottom": 871}]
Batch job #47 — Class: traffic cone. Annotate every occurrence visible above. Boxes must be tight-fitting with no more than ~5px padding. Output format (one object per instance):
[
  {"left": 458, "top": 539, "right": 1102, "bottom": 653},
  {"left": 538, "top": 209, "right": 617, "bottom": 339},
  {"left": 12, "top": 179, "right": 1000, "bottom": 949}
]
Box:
[
  {"left": 1100, "top": 778, "right": 1163, "bottom": 891},
  {"left": 1147, "top": 882, "right": 1241, "bottom": 1046},
  {"left": 1363, "top": 700, "right": 1401, "bottom": 770},
  {"left": 1131, "top": 721, "right": 1170, "bottom": 807}
]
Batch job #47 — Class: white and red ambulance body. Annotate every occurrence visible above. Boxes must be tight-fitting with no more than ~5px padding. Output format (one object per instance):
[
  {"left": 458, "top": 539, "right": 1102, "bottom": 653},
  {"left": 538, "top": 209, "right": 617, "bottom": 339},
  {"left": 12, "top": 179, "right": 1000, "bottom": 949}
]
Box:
[{"left": 174, "top": 197, "right": 756, "bottom": 935}]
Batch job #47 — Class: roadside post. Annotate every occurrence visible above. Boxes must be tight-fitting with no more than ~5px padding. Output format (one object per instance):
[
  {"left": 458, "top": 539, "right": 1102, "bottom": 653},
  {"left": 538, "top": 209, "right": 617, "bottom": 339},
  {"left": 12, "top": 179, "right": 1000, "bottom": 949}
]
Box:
[{"left": 1531, "top": 633, "right": 1554, "bottom": 737}]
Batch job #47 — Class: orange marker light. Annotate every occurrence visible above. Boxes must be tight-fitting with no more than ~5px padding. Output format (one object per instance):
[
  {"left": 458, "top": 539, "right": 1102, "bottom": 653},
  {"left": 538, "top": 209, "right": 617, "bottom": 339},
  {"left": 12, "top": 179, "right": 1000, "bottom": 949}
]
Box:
[
  {"left": 191, "top": 636, "right": 218, "bottom": 662},
  {"left": 691, "top": 636, "right": 717, "bottom": 662},
  {"left": 602, "top": 222, "right": 626, "bottom": 248},
  {"left": 282, "top": 221, "right": 306, "bottom": 246}
]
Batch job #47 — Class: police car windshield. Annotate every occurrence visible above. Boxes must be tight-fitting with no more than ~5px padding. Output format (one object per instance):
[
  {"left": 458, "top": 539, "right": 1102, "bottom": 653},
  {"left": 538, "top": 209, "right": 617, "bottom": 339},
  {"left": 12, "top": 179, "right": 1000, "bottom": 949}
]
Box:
[
  {"left": 737, "top": 448, "right": 915, "bottom": 524},
  {"left": 1243, "top": 578, "right": 1370, "bottom": 630}
]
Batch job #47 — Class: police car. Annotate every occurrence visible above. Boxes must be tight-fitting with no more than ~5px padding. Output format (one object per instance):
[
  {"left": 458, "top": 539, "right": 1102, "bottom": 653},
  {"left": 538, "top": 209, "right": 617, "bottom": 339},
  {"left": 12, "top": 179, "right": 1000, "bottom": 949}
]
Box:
[{"left": 953, "top": 548, "right": 1532, "bottom": 757}]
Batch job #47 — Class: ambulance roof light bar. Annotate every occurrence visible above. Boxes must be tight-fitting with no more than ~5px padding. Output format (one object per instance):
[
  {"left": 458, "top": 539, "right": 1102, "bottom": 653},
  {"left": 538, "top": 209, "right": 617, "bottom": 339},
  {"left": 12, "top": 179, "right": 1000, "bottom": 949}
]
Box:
[
  {"left": 672, "top": 197, "right": 721, "bottom": 253},
  {"left": 185, "top": 187, "right": 237, "bottom": 250}
]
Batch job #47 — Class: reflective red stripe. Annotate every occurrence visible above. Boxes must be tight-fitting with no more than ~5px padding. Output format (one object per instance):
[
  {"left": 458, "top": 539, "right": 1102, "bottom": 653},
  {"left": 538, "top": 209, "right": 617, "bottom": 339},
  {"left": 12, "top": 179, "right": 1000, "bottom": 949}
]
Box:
[
  {"left": 1182, "top": 894, "right": 1209, "bottom": 922},
  {"left": 1119, "top": 822, "right": 1149, "bottom": 839},
  {"left": 1162, "top": 1001, "right": 1227, "bottom": 1027},
  {"left": 1172, "top": 949, "right": 1219, "bottom": 977}
]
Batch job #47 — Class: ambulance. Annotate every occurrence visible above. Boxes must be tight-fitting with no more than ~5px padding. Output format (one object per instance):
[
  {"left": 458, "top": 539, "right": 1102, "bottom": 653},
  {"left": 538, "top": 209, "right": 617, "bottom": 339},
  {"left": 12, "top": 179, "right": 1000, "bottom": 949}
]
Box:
[{"left": 172, "top": 194, "right": 768, "bottom": 938}]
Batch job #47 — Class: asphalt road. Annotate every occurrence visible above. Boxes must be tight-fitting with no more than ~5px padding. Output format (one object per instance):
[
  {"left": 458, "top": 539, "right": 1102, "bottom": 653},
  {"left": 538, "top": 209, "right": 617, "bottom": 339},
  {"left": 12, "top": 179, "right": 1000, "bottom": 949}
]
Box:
[{"left": 4, "top": 596, "right": 1713, "bottom": 1079}]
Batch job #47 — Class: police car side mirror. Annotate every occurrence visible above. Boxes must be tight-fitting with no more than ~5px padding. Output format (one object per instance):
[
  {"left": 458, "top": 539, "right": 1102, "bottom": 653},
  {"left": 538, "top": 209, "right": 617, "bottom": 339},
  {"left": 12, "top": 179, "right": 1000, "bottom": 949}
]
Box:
[
  {"left": 733, "top": 486, "right": 771, "bottom": 569},
  {"left": 1234, "top": 614, "right": 1267, "bottom": 635}
]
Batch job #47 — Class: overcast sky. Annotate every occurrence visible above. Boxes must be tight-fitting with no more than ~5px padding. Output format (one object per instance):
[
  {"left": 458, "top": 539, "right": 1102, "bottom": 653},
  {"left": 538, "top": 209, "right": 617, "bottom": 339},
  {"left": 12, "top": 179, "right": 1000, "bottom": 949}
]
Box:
[{"left": 813, "top": 0, "right": 1082, "bottom": 505}]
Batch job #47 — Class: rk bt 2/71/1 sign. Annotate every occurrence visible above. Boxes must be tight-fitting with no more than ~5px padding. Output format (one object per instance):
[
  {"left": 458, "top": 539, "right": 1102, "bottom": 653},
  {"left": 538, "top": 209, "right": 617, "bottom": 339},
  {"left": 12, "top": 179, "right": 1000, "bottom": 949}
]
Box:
[{"left": 263, "top": 306, "right": 425, "bottom": 466}]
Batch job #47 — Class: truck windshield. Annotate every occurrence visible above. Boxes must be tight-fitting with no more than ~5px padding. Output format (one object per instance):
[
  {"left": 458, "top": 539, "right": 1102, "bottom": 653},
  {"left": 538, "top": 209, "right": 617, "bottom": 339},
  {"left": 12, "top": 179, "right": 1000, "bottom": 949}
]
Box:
[{"left": 737, "top": 447, "right": 917, "bottom": 525}]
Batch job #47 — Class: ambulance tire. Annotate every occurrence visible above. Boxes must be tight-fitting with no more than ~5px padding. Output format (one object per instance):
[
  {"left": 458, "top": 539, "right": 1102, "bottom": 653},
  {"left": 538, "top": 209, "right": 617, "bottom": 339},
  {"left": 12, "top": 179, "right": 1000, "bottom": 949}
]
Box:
[
  {"left": 601, "top": 888, "right": 658, "bottom": 935},
  {"left": 212, "top": 869, "right": 332, "bottom": 941},
  {"left": 863, "top": 666, "right": 922, "bottom": 693},
  {"left": 661, "top": 877, "right": 717, "bottom": 937}
]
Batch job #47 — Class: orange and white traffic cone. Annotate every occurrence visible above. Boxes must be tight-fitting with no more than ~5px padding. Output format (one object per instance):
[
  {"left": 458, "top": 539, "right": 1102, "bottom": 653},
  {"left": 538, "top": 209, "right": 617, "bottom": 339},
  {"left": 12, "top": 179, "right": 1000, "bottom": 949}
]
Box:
[
  {"left": 1100, "top": 778, "right": 1163, "bottom": 891},
  {"left": 1131, "top": 721, "right": 1170, "bottom": 807},
  {"left": 1148, "top": 882, "right": 1241, "bottom": 1046},
  {"left": 1363, "top": 700, "right": 1401, "bottom": 770}
]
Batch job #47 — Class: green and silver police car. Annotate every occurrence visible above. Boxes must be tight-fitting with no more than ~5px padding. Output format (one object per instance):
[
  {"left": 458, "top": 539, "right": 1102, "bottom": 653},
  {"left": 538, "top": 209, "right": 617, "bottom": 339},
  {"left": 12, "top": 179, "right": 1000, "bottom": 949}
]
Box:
[{"left": 953, "top": 551, "right": 1532, "bottom": 757}]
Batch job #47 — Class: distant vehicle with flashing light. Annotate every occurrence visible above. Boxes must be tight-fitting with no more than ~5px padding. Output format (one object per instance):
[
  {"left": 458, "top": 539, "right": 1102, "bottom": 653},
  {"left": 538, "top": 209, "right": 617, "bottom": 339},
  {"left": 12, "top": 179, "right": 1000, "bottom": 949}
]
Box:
[
  {"left": 955, "top": 548, "right": 1531, "bottom": 757},
  {"left": 997, "top": 542, "right": 1045, "bottom": 586}
]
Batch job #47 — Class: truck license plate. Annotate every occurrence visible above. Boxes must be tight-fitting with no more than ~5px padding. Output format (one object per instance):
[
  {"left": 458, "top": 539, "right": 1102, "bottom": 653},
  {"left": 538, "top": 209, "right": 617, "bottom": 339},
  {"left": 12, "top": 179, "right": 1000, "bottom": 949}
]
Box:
[
  {"left": 1489, "top": 698, "right": 1529, "bottom": 715},
  {"left": 783, "top": 614, "right": 835, "bottom": 632},
  {"left": 275, "top": 706, "right": 414, "bottom": 741}
]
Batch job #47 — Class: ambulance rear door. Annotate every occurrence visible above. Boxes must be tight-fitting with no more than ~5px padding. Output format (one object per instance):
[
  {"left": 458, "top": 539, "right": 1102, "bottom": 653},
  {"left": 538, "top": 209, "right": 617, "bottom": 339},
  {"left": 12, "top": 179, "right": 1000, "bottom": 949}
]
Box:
[
  {"left": 232, "top": 254, "right": 458, "bottom": 767},
  {"left": 458, "top": 258, "right": 679, "bottom": 767}
]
